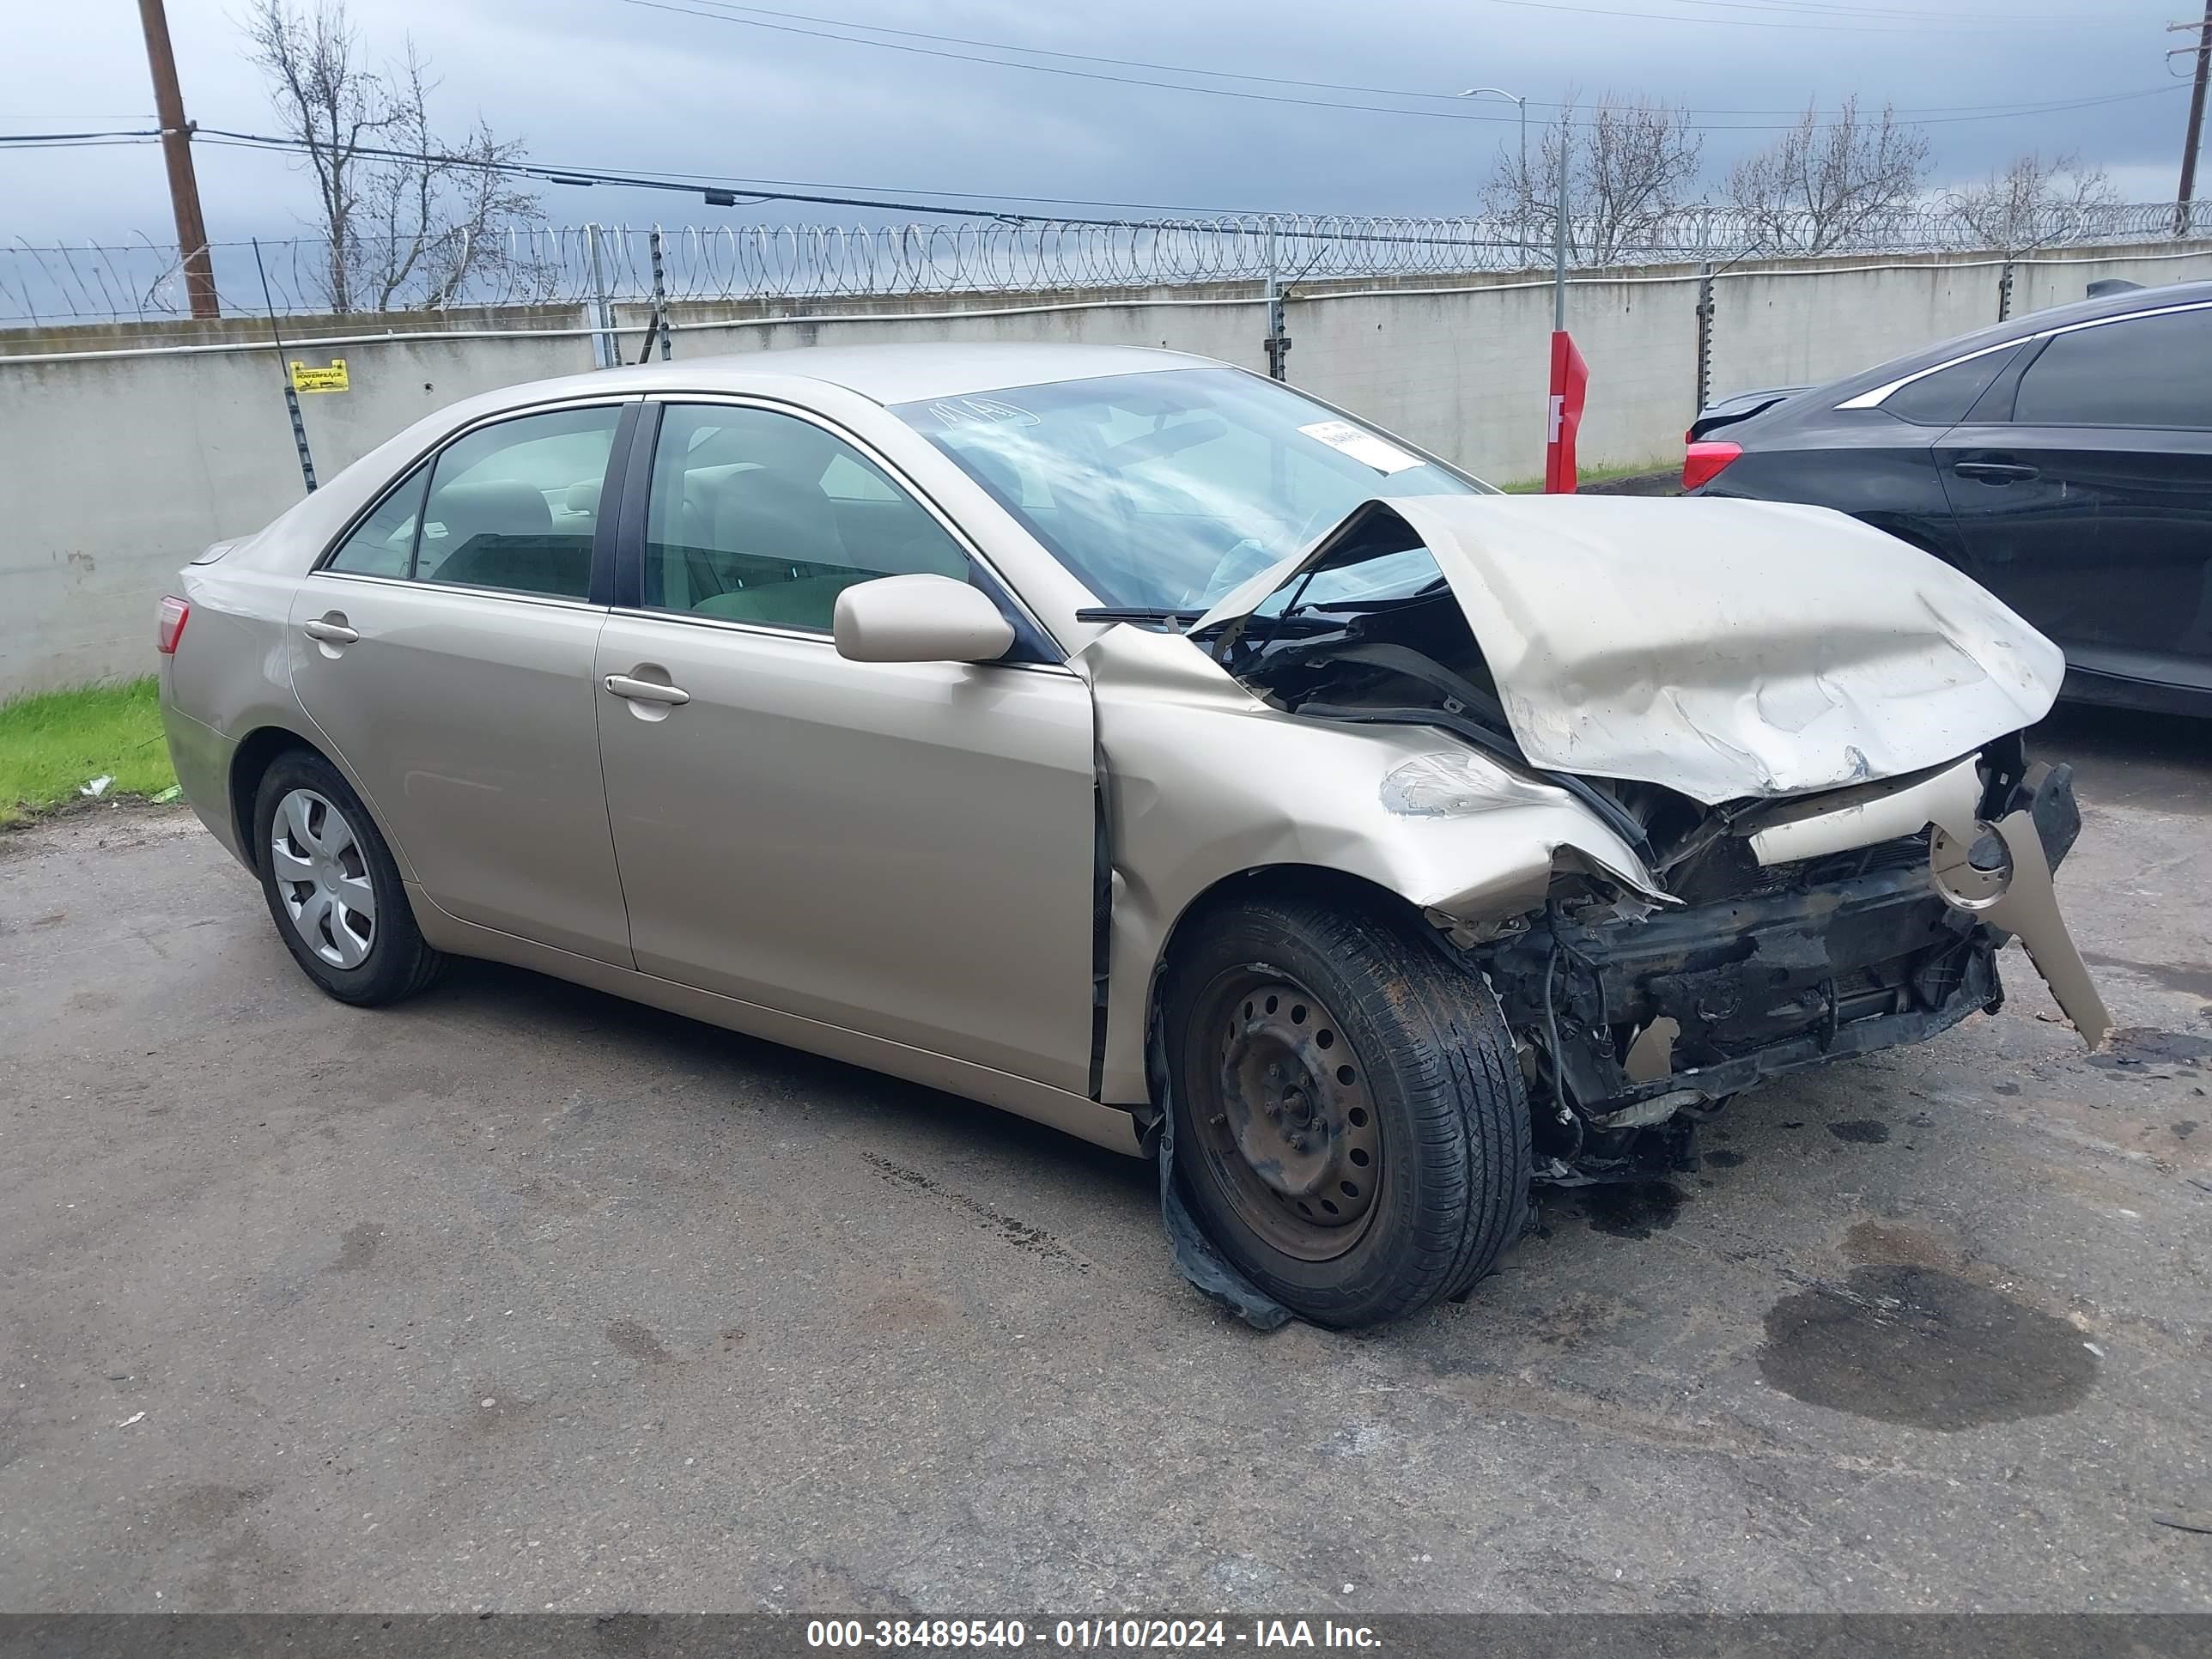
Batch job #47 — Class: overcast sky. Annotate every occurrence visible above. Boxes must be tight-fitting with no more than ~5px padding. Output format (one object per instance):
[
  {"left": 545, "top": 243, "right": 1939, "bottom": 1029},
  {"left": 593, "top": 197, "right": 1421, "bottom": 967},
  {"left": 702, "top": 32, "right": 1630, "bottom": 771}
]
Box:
[{"left": 3, "top": 0, "right": 2197, "bottom": 244}]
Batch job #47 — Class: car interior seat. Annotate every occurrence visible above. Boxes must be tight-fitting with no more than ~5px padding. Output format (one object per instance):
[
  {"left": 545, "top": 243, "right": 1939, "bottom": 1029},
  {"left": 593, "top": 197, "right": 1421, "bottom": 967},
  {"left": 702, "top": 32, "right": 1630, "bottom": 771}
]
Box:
[{"left": 423, "top": 478, "right": 586, "bottom": 595}]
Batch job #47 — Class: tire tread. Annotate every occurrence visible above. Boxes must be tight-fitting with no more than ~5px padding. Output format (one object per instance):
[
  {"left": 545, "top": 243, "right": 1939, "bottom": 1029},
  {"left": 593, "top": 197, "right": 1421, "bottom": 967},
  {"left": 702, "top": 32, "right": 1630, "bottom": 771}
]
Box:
[{"left": 1164, "top": 893, "right": 1530, "bottom": 1328}]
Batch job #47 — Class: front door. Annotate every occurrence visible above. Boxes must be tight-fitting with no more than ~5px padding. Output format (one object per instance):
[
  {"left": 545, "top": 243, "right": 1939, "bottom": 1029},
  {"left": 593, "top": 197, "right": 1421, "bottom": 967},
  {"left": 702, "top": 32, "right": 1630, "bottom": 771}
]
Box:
[
  {"left": 289, "top": 400, "right": 635, "bottom": 965},
  {"left": 592, "top": 400, "right": 1098, "bottom": 1091}
]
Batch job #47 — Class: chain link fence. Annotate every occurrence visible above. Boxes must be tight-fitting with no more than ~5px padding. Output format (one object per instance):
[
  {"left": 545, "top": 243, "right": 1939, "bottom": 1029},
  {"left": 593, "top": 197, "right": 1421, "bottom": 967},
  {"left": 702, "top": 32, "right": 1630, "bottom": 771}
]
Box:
[{"left": 5, "top": 202, "right": 2203, "bottom": 330}]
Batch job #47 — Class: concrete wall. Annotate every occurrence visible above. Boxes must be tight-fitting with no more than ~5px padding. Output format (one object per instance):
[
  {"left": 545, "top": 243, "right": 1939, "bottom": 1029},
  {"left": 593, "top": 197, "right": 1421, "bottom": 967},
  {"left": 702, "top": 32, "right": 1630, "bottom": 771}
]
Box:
[{"left": 5, "top": 240, "right": 2208, "bottom": 696}]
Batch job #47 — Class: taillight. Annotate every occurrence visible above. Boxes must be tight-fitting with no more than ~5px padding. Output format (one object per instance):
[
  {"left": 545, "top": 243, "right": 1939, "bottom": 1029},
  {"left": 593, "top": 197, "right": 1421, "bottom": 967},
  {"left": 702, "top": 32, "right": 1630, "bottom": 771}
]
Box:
[
  {"left": 155, "top": 595, "right": 190, "bottom": 655},
  {"left": 1682, "top": 440, "right": 1742, "bottom": 491}
]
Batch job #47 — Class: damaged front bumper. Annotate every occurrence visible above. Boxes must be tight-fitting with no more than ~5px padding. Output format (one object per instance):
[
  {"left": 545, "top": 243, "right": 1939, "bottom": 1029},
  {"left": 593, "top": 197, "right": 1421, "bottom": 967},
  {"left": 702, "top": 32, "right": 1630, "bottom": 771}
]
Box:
[{"left": 1479, "top": 758, "right": 2106, "bottom": 1182}]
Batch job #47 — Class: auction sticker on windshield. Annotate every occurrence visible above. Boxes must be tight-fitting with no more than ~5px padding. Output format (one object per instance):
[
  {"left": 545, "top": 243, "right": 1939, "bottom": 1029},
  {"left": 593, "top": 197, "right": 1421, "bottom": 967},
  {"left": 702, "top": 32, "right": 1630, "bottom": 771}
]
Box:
[{"left": 1298, "top": 419, "right": 1422, "bottom": 473}]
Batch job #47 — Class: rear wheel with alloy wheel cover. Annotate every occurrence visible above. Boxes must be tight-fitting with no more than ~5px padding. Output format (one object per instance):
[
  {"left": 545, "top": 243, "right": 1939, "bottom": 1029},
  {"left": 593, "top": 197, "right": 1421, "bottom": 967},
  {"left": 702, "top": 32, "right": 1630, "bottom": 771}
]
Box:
[{"left": 252, "top": 749, "right": 445, "bottom": 1006}]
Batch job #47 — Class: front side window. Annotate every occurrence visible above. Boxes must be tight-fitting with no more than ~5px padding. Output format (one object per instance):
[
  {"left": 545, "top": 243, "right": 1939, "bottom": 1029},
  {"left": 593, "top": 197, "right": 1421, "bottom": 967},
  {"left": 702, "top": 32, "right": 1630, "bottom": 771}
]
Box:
[
  {"left": 2013, "top": 309, "right": 2212, "bottom": 429},
  {"left": 641, "top": 404, "right": 973, "bottom": 631},
  {"left": 413, "top": 406, "right": 622, "bottom": 599},
  {"left": 893, "top": 368, "right": 1487, "bottom": 612}
]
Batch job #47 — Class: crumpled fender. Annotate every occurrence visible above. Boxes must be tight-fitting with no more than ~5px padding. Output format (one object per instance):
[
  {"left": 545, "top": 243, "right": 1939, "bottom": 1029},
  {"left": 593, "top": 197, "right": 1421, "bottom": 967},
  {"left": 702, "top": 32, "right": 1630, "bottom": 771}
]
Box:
[{"left": 1080, "top": 624, "right": 1662, "bottom": 1105}]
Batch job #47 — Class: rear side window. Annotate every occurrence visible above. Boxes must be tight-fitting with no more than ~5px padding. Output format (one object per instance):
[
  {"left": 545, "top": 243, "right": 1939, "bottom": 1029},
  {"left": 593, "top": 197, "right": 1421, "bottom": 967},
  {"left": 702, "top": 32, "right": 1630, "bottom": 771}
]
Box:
[
  {"left": 416, "top": 407, "right": 622, "bottom": 598},
  {"left": 323, "top": 407, "right": 622, "bottom": 593},
  {"left": 2013, "top": 309, "right": 2212, "bottom": 429},
  {"left": 1882, "top": 345, "right": 2021, "bottom": 426}
]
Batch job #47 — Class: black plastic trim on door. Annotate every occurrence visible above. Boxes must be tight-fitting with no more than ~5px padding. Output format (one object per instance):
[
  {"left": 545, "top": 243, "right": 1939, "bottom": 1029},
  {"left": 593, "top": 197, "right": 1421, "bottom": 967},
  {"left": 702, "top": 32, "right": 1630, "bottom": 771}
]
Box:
[
  {"left": 1959, "top": 332, "right": 2049, "bottom": 428},
  {"left": 609, "top": 400, "right": 664, "bottom": 612},
  {"left": 589, "top": 402, "right": 646, "bottom": 610}
]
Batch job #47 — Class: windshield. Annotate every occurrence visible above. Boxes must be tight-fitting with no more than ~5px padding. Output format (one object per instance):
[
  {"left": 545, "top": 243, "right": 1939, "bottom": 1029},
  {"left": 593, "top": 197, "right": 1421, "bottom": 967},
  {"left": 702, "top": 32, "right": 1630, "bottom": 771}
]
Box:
[{"left": 891, "top": 368, "right": 1491, "bottom": 612}]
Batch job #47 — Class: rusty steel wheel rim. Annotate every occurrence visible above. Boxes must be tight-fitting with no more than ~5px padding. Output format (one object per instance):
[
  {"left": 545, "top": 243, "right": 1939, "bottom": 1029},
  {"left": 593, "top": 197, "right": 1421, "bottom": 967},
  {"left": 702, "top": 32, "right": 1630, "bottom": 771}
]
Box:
[{"left": 1189, "top": 971, "right": 1382, "bottom": 1262}]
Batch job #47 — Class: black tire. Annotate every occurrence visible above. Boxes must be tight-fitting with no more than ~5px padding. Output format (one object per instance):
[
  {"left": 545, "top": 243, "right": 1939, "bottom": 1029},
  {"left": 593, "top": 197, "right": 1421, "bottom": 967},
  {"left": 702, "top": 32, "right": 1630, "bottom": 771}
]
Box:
[
  {"left": 252, "top": 748, "right": 447, "bottom": 1006},
  {"left": 1163, "top": 895, "right": 1530, "bottom": 1328}
]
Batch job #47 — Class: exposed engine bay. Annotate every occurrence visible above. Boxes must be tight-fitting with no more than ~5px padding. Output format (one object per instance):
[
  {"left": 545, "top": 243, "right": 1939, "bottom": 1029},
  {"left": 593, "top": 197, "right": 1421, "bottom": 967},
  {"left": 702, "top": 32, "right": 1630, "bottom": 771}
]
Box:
[{"left": 1203, "top": 504, "right": 2106, "bottom": 1186}]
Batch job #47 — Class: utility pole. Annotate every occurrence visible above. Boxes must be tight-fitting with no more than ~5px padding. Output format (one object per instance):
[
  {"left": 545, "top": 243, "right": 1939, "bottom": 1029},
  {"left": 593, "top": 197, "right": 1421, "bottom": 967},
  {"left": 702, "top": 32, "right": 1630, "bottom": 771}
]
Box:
[
  {"left": 2179, "top": 0, "right": 2212, "bottom": 236},
  {"left": 137, "top": 0, "right": 219, "bottom": 318}
]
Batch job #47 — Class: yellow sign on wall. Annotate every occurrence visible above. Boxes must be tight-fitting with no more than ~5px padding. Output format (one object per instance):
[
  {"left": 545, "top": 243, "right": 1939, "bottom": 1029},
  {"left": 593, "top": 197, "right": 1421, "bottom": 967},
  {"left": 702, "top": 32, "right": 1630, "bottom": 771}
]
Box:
[{"left": 289, "top": 358, "right": 349, "bottom": 393}]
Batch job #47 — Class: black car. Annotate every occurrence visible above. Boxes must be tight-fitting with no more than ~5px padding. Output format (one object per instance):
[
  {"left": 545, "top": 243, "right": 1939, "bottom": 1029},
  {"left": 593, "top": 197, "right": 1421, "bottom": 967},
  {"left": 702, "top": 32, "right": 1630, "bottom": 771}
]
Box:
[{"left": 1684, "top": 281, "right": 2212, "bottom": 716}]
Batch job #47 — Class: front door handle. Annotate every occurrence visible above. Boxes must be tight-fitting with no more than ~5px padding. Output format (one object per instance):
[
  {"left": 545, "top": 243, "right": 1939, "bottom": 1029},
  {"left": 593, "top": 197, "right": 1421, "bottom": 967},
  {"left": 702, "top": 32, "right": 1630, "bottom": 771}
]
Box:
[
  {"left": 604, "top": 673, "right": 690, "bottom": 706},
  {"left": 1952, "top": 460, "right": 2040, "bottom": 483},
  {"left": 302, "top": 617, "right": 359, "bottom": 645}
]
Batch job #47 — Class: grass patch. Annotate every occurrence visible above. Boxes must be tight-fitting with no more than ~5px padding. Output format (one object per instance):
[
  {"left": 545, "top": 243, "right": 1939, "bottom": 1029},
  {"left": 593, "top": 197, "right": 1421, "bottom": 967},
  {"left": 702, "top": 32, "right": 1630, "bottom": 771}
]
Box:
[
  {"left": 0, "top": 678, "right": 176, "bottom": 826},
  {"left": 1497, "top": 456, "right": 1679, "bottom": 494}
]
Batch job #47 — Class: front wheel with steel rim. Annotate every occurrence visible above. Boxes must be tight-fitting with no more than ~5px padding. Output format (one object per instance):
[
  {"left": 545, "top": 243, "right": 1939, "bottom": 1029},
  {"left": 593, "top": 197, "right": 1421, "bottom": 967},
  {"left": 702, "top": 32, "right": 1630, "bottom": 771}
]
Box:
[
  {"left": 252, "top": 749, "right": 445, "bottom": 1006},
  {"left": 1164, "top": 894, "right": 1531, "bottom": 1328}
]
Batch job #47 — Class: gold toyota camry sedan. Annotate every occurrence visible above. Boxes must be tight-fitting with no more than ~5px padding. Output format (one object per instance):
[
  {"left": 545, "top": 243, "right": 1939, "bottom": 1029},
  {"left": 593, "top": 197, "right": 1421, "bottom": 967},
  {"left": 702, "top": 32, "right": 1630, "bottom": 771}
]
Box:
[{"left": 159, "top": 342, "right": 2106, "bottom": 1329}]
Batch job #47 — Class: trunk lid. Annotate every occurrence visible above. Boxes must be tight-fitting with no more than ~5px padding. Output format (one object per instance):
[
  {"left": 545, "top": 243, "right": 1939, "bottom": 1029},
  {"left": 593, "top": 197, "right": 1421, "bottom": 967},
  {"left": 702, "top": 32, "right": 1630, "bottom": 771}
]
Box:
[{"left": 1191, "top": 494, "right": 2063, "bottom": 806}]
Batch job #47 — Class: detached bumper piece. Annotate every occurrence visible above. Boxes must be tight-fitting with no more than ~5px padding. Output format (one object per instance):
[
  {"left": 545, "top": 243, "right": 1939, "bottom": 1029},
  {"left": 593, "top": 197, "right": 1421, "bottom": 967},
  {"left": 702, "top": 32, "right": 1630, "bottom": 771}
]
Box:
[{"left": 1484, "top": 761, "right": 2093, "bottom": 1185}]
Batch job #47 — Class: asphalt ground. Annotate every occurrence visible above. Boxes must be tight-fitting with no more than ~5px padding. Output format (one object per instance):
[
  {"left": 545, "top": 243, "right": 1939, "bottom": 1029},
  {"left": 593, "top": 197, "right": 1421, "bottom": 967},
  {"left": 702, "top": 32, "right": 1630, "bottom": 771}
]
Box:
[{"left": 1, "top": 703, "right": 2206, "bottom": 1614}]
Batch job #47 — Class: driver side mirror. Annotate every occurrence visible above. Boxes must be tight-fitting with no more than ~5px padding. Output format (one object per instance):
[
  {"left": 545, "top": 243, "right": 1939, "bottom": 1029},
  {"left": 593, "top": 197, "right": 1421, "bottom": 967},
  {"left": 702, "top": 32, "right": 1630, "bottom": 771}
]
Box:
[{"left": 832, "top": 574, "right": 1015, "bottom": 665}]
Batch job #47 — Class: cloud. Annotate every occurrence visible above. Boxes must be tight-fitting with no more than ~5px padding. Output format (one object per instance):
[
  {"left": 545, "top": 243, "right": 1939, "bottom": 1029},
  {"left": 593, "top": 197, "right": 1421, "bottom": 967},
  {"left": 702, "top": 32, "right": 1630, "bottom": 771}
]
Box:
[{"left": 0, "top": 0, "right": 2189, "bottom": 241}]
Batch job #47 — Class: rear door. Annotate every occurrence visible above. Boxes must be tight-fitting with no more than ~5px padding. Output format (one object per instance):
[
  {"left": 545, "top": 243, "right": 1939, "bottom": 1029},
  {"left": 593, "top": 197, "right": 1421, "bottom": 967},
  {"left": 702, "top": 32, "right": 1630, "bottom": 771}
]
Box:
[
  {"left": 289, "top": 399, "right": 637, "bottom": 965},
  {"left": 1936, "top": 304, "right": 2212, "bottom": 693},
  {"left": 592, "top": 398, "right": 1099, "bottom": 1091}
]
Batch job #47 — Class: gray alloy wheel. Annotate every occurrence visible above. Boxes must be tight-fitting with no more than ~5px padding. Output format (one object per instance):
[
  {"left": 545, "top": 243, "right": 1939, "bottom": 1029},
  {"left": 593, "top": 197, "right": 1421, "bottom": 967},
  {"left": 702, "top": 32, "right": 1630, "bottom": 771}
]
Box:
[{"left": 268, "top": 787, "right": 378, "bottom": 969}]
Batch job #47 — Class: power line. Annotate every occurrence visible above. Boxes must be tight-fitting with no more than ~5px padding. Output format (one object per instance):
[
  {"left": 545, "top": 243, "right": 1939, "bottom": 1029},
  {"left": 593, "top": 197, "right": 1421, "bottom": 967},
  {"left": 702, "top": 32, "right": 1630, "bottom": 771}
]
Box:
[
  {"left": 185, "top": 127, "right": 1292, "bottom": 222},
  {"left": 1607, "top": 0, "right": 2076, "bottom": 17},
  {"left": 0, "top": 125, "right": 1280, "bottom": 215},
  {"left": 617, "top": 0, "right": 2181, "bottom": 131},
  {"left": 1476, "top": 0, "right": 2088, "bottom": 27},
  {"left": 1516, "top": 0, "right": 2078, "bottom": 21},
  {"left": 641, "top": 0, "right": 2089, "bottom": 112},
  {"left": 0, "top": 128, "right": 162, "bottom": 146}
]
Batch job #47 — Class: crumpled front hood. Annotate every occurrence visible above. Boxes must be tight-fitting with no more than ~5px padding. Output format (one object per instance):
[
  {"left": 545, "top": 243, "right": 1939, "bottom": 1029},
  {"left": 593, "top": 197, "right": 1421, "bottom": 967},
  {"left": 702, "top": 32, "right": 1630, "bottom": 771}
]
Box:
[{"left": 1194, "top": 494, "right": 2064, "bottom": 805}]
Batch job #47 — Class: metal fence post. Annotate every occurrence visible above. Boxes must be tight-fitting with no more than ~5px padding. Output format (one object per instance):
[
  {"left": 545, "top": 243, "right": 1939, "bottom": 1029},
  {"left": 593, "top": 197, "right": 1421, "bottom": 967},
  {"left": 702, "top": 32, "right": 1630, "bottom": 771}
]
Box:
[
  {"left": 252, "top": 237, "right": 316, "bottom": 493},
  {"left": 648, "top": 226, "right": 673, "bottom": 361},
  {"left": 1997, "top": 258, "right": 2015, "bottom": 323},
  {"left": 1693, "top": 262, "right": 1715, "bottom": 416},
  {"left": 585, "top": 222, "right": 617, "bottom": 368},
  {"left": 1262, "top": 217, "right": 1291, "bottom": 381}
]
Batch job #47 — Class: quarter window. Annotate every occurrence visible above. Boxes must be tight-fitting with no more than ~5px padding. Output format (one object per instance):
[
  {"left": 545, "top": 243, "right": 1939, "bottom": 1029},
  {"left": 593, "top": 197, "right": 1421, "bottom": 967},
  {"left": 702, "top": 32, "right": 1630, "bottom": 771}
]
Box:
[
  {"left": 326, "top": 462, "right": 429, "bottom": 577},
  {"left": 2012, "top": 309, "right": 2212, "bottom": 429},
  {"left": 1881, "top": 345, "right": 2021, "bottom": 426},
  {"left": 641, "top": 404, "right": 974, "bottom": 631}
]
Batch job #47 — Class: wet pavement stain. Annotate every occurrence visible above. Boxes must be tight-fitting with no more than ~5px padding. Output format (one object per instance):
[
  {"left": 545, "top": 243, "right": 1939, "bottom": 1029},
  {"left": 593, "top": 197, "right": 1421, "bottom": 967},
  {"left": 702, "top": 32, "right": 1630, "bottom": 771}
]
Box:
[
  {"left": 1580, "top": 1182, "right": 1685, "bottom": 1239},
  {"left": 2091, "top": 1028, "right": 2212, "bottom": 1071},
  {"left": 1759, "top": 1265, "right": 2096, "bottom": 1430},
  {"left": 1705, "top": 1149, "right": 1744, "bottom": 1169},
  {"left": 1828, "top": 1119, "right": 1892, "bottom": 1144},
  {"left": 327, "top": 1223, "right": 380, "bottom": 1273},
  {"left": 605, "top": 1318, "right": 672, "bottom": 1364}
]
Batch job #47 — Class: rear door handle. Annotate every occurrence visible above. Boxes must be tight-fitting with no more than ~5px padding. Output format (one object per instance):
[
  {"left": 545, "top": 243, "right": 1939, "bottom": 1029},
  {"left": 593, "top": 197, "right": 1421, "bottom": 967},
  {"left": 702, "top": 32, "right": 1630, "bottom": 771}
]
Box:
[
  {"left": 604, "top": 673, "right": 690, "bottom": 706},
  {"left": 1952, "top": 461, "right": 2039, "bottom": 483},
  {"left": 302, "top": 618, "right": 359, "bottom": 644}
]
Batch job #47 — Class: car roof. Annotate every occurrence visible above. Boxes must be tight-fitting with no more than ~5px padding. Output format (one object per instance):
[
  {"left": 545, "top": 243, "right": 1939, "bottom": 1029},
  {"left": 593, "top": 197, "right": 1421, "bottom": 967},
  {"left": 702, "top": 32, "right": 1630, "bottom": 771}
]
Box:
[
  {"left": 1831, "top": 278, "right": 2212, "bottom": 396},
  {"left": 477, "top": 342, "right": 1224, "bottom": 410}
]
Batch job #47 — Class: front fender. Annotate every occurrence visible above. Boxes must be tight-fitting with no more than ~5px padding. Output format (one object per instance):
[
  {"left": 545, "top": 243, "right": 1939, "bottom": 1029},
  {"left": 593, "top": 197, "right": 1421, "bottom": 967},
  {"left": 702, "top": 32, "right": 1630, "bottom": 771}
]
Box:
[{"left": 1082, "top": 625, "right": 1659, "bottom": 1105}]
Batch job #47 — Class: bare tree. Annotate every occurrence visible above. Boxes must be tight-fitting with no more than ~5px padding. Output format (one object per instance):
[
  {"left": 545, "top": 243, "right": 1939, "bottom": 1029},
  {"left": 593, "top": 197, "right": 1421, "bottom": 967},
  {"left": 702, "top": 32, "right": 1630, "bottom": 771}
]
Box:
[
  {"left": 246, "top": 0, "right": 539, "bottom": 311},
  {"left": 1944, "top": 151, "right": 2125, "bottom": 252},
  {"left": 1724, "top": 97, "right": 1930, "bottom": 253},
  {"left": 1482, "top": 94, "right": 1705, "bottom": 266}
]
